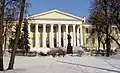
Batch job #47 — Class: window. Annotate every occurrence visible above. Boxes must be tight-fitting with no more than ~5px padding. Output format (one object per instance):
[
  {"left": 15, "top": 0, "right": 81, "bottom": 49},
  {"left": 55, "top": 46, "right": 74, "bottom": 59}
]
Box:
[
  {"left": 91, "top": 28, "right": 95, "bottom": 33},
  {"left": 115, "top": 29, "right": 118, "bottom": 34},
  {"left": 86, "top": 38, "right": 88, "bottom": 44},
  {"left": 92, "top": 38, "right": 95, "bottom": 44},
  {"left": 86, "top": 28, "right": 88, "bottom": 34}
]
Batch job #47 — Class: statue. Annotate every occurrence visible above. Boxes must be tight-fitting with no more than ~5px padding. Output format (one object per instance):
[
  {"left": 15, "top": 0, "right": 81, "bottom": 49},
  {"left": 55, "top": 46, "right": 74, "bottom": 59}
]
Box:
[{"left": 67, "top": 34, "right": 73, "bottom": 54}]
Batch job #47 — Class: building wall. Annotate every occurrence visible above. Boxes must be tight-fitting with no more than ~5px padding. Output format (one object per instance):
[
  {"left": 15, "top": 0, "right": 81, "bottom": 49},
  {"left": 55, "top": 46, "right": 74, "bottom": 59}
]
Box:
[{"left": 82, "top": 24, "right": 120, "bottom": 50}]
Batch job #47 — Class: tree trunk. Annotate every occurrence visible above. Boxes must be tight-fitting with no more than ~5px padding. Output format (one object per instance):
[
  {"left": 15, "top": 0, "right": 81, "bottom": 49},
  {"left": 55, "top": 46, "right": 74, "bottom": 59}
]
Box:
[
  {"left": 106, "top": 31, "right": 111, "bottom": 57},
  {"left": 103, "top": 0, "right": 111, "bottom": 57},
  {"left": 0, "top": 0, "right": 5, "bottom": 71},
  {"left": 7, "top": 0, "right": 26, "bottom": 70},
  {"left": 100, "top": 29, "right": 120, "bottom": 48},
  {"left": 102, "top": 43, "right": 105, "bottom": 50},
  {"left": 97, "top": 32, "right": 101, "bottom": 55}
]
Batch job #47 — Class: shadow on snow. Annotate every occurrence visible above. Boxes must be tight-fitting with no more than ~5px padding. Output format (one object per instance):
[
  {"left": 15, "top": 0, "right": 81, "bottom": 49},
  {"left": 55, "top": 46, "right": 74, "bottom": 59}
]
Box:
[{"left": 57, "top": 60, "right": 120, "bottom": 73}]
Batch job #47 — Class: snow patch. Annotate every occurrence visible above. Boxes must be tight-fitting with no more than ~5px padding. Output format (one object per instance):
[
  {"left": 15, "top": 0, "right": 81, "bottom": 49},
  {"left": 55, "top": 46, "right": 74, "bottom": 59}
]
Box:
[{"left": 30, "top": 47, "right": 50, "bottom": 54}]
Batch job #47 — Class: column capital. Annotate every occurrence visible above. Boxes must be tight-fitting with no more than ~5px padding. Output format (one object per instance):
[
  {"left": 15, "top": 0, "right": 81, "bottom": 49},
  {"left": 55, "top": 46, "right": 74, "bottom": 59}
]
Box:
[
  {"left": 51, "top": 24, "right": 54, "bottom": 27},
  {"left": 36, "top": 23, "right": 39, "bottom": 25},
  {"left": 51, "top": 24, "right": 54, "bottom": 25},
  {"left": 66, "top": 24, "right": 69, "bottom": 26},
  {"left": 43, "top": 24, "right": 46, "bottom": 26},
  {"left": 73, "top": 24, "right": 76, "bottom": 26},
  {"left": 58, "top": 24, "right": 62, "bottom": 26}
]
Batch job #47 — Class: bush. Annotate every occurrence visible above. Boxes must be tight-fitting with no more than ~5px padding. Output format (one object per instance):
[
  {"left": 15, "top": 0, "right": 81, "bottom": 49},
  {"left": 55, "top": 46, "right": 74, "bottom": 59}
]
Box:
[
  {"left": 27, "top": 51, "right": 37, "bottom": 57},
  {"left": 8, "top": 49, "right": 26, "bottom": 56},
  {"left": 38, "top": 52, "right": 47, "bottom": 56},
  {"left": 47, "top": 48, "right": 66, "bottom": 57},
  {"left": 72, "top": 47, "right": 84, "bottom": 57}
]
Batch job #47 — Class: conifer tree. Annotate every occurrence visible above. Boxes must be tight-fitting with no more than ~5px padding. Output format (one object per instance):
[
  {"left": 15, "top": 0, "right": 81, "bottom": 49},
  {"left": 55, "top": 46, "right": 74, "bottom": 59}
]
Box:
[{"left": 21, "top": 19, "right": 30, "bottom": 55}]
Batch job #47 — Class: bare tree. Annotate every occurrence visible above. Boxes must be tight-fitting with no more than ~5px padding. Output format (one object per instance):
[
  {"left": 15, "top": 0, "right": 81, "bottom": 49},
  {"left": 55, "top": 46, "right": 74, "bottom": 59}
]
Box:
[
  {"left": 103, "top": 0, "right": 111, "bottom": 57},
  {"left": 109, "top": 0, "right": 120, "bottom": 31},
  {"left": 89, "top": 0, "right": 120, "bottom": 57},
  {"left": 0, "top": 0, "right": 5, "bottom": 71},
  {"left": 7, "top": 0, "right": 26, "bottom": 70}
]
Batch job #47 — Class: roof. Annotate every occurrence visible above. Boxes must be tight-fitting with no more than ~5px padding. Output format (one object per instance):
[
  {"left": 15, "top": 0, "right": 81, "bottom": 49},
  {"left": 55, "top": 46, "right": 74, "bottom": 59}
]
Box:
[{"left": 27, "top": 9, "right": 85, "bottom": 21}]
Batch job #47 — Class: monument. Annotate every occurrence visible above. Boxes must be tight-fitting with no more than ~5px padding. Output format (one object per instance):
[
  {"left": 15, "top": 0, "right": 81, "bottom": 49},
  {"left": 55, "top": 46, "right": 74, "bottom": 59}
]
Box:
[{"left": 67, "top": 34, "right": 73, "bottom": 54}]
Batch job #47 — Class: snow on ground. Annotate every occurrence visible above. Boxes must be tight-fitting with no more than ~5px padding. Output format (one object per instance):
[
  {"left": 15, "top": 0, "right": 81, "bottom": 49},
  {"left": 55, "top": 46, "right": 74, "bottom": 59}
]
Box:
[
  {"left": 1, "top": 54, "right": 120, "bottom": 73},
  {"left": 30, "top": 47, "right": 50, "bottom": 54}
]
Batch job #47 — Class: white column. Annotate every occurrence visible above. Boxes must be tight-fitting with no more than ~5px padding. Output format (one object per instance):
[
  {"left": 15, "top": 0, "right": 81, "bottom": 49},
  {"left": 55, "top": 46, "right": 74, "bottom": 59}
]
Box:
[
  {"left": 28, "top": 24, "right": 31, "bottom": 39},
  {"left": 63, "top": 27, "right": 66, "bottom": 47},
  {"left": 73, "top": 25, "right": 76, "bottom": 47},
  {"left": 57, "top": 26, "right": 59, "bottom": 47},
  {"left": 50, "top": 24, "right": 54, "bottom": 48},
  {"left": 28, "top": 24, "right": 30, "bottom": 34},
  {"left": 43, "top": 24, "right": 46, "bottom": 48},
  {"left": 80, "top": 24, "right": 83, "bottom": 46},
  {"left": 35, "top": 24, "right": 39, "bottom": 48},
  {"left": 70, "top": 26, "right": 73, "bottom": 46},
  {"left": 66, "top": 24, "right": 68, "bottom": 47},
  {"left": 28, "top": 24, "right": 31, "bottom": 48},
  {"left": 58, "top": 24, "right": 61, "bottom": 47},
  {"left": 77, "top": 25, "right": 80, "bottom": 47}
]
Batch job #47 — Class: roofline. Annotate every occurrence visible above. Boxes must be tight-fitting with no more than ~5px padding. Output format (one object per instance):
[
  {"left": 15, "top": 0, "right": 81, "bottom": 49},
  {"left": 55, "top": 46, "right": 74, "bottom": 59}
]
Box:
[{"left": 27, "top": 9, "right": 85, "bottom": 21}]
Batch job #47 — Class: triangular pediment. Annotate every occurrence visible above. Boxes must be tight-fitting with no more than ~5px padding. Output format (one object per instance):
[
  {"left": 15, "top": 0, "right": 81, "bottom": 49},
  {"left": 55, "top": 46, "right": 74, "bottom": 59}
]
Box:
[{"left": 28, "top": 10, "right": 84, "bottom": 21}]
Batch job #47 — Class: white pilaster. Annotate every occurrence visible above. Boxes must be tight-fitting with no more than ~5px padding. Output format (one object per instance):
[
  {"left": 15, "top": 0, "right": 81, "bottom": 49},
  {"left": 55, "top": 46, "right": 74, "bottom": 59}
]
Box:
[
  {"left": 66, "top": 24, "right": 68, "bottom": 47},
  {"left": 35, "top": 24, "right": 39, "bottom": 48},
  {"left": 80, "top": 24, "right": 83, "bottom": 46},
  {"left": 50, "top": 24, "right": 54, "bottom": 48},
  {"left": 43, "top": 24, "right": 46, "bottom": 47},
  {"left": 77, "top": 25, "right": 80, "bottom": 47},
  {"left": 58, "top": 24, "right": 61, "bottom": 47},
  {"left": 73, "top": 25, "right": 76, "bottom": 47}
]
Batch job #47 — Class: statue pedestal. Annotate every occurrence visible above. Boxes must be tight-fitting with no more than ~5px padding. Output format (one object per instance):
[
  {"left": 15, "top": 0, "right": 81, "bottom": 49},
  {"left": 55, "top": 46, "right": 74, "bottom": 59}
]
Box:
[{"left": 67, "top": 43, "right": 73, "bottom": 54}]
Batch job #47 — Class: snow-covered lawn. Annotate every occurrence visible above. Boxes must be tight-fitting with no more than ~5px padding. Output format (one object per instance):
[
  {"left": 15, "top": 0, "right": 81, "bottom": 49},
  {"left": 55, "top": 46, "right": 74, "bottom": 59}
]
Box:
[{"left": 1, "top": 54, "right": 120, "bottom": 73}]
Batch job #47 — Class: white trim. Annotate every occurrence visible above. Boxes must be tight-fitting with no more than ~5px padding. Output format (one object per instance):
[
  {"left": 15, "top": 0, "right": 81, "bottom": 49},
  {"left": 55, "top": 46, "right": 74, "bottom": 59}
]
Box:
[
  {"left": 28, "top": 10, "right": 85, "bottom": 21},
  {"left": 28, "top": 20, "right": 82, "bottom": 25}
]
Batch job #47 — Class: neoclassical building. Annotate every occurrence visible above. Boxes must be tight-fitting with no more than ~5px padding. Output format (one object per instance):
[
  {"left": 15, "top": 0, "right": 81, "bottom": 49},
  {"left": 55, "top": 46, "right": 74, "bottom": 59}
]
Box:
[
  {"left": 27, "top": 10, "right": 120, "bottom": 50},
  {"left": 27, "top": 10, "right": 85, "bottom": 49}
]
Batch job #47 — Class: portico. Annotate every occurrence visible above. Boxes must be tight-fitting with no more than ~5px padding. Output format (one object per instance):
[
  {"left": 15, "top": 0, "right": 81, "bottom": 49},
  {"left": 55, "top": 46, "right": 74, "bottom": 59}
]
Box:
[{"left": 27, "top": 10, "right": 85, "bottom": 49}]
